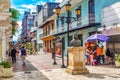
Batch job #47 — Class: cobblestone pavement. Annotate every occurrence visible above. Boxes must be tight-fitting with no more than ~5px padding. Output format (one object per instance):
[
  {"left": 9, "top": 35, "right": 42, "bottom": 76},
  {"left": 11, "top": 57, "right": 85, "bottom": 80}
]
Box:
[
  {"left": 40, "top": 66, "right": 120, "bottom": 80},
  {"left": 1, "top": 51, "right": 120, "bottom": 80},
  {"left": 0, "top": 55, "right": 49, "bottom": 80},
  {"left": 27, "top": 51, "right": 120, "bottom": 80}
]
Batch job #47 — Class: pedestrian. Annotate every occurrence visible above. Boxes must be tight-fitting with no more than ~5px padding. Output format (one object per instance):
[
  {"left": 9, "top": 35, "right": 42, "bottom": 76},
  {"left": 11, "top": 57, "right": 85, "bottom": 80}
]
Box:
[
  {"left": 35, "top": 47, "right": 38, "bottom": 55},
  {"left": 101, "top": 45, "right": 105, "bottom": 64},
  {"left": 105, "top": 48, "right": 111, "bottom": 57},
  {"left": 85, "top": 47, "right": 91, "bottom": 65},
  {"left": 43, "top": 47, "right": 46, "bottom": 54},
  {"left": 110, "top": 51, "right": 115, "bottom": 65},
  {"left": 90, "top": 53, "right": 95, "bottom": 66},
  {"left": 21, "top": 46, "right": 27, "bottom": 66},
  {"left": 11, "top": 45, "right": 17, "bottom": 64},
  {"left": 105, "top": 48, "right": 111, "bottom": 64},
  {"left": 30, "top": 48, "right": 33, "bottom": 54},
  {"left": 96, "top": 45, "right": 101, "bottom": 65},
  {"left": 8, "top": 45, "right": 12, "bottom": 59},
  {"left": 16, "top": 47, "right": 20, "bottom": 57}
]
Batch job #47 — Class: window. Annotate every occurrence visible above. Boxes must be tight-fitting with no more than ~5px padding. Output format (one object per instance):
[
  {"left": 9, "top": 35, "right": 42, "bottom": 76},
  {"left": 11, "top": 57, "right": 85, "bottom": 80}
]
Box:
[
  {"left": 28, "top": 26, "right": 32, "bottom": 29},
  {"left": 88, "top": 0, "right": 95, "bottom": 23},
  {"left": 52, "top": 24, "right": 54, "bottom": 30},
  {"left": 28, "top": 20, "right": 33, "bottom": 24},
  {"left": 89, "top": 0, "right": 95, "bottom": 14}
]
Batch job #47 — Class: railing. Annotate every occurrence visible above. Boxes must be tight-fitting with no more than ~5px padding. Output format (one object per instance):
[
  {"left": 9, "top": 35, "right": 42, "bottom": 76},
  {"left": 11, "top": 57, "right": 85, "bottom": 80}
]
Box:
[
  {"left": 69, "top": 14, "right": 100, "bottom": 30},
  {"left": 41, "top": 14, "right": 101, "bottom": 38}
]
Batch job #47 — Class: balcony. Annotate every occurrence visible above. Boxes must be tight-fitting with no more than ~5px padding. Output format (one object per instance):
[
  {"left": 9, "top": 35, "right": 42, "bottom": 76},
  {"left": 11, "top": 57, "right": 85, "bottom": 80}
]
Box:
[
  {"left": 69, "top": 14, "right": 100, "bottom": 31},
  {"left": 41, "top": 14, "right": 100, "bottom": 38}
]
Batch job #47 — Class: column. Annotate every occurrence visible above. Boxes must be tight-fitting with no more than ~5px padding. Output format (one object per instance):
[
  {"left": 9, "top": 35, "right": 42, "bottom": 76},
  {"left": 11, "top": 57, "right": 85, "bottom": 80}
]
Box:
[{"left": 2, "top": 28, "right": 7, "bottom": 59}]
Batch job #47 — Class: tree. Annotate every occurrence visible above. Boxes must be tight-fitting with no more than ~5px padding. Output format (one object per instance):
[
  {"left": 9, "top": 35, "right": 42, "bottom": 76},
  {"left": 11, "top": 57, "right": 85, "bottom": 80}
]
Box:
[{"left": 9, "top": 8, "right": 20, "bottom": 35}]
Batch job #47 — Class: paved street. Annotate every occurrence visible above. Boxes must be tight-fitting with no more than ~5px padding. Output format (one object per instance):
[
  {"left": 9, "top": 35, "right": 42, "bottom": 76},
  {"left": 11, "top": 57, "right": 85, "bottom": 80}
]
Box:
[
  {"left": 0, "top": 51, "right": 120, "bottom": 80},
  {"left": 0, "top": 55, "right": 49, "bottom": 80},
  {"left": 27, "top": 51, "right": 120, "bottom": 80},
  {"left": 12, "top": 56, "right": 49, "bottom": 80}
]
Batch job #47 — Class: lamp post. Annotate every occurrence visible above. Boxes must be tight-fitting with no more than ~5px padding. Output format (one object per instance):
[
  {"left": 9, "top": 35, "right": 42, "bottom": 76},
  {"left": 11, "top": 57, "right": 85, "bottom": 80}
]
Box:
[
  {"left": 55, "top": 1, "right": 80, "bottom": 66},
  {"left": 53, "top": 39, "right": 57, "bottom": 65}
]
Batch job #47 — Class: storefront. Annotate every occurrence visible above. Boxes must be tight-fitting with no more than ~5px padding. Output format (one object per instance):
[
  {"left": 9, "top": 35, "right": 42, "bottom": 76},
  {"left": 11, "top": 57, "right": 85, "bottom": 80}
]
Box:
[{"left": 103, "top": 28, "right": 120, "bottom": 54}]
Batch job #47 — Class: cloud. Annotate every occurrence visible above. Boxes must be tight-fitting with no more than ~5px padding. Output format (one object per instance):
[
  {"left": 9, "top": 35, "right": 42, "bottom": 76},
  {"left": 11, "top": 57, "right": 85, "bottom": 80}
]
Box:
[
  {"left": 11, "top": 0, "right": 63, "bottom": 15},
  {"left": 11, "top": 5, "right": 25, "bottom": 15},
  {"left": 21, "top": 4, "right": 36, "bottom": 12},
  {"left": 36, "top": 0, "right": 46, "bottom": 5},
  {"left": 55, "top": 0, "right": 63, "bottom": 2}
]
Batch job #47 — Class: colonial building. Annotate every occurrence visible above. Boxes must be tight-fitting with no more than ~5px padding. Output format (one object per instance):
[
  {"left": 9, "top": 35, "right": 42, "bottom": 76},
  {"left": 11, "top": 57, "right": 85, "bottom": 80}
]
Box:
[
  {"left": 98, "top": 0, "right": 120, "bottom": 54},
  {"left": 52, "top": 0, "right": 101, "bottom": 55},
  {"left": 21, "top": 11, "right": 36, "bottom": 42},
  {"left": 0, "top": 0, "right": 12, "bottom": 59},
  {"left": 38, "top": 2, "right": 59, "bottom": 52},
  {"left": 39, "top": 0, "right": 120, "bottom": 55}
]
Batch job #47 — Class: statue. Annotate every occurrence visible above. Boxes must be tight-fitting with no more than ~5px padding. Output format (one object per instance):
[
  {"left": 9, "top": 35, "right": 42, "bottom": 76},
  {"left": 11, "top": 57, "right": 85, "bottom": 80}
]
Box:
[{"left": 70, "top": 32, "right": 81, "bottom": 47}]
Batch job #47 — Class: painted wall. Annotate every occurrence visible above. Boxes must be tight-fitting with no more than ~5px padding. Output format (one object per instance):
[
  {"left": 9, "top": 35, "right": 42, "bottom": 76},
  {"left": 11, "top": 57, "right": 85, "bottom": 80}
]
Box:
[
  {"left": 57, "top": 0, "right": 102, "bottom": 32},
  {"left": 43, "top": 0, "right": 120, "bottom": 55},
  {"left": 102, "top": 2, "right": 120, "bottom": 29},
  {"left": 55, "top": 0, "right": 103, "bottom": 55},
  {"left": 102, "top": 0, "right": 120, "bottom": 8},
  {"left": 0, "top": 42, "right": 2, "bottom": 58}
]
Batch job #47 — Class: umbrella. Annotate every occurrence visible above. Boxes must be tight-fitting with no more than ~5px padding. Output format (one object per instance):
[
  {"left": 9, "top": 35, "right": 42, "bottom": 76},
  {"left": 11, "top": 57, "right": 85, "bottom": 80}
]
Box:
[{"left": 86, "top": 34, "right": 110, "bottom": 42}]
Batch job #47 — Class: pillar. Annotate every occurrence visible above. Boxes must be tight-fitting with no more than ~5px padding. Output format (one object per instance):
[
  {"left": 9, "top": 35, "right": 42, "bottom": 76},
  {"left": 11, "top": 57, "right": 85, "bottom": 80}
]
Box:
[
  {"left": 2, "top": 28, "right": 7, "bottom": 59},
  {"left": 66, "top": 47, "right": 89, "bottom": 75}
]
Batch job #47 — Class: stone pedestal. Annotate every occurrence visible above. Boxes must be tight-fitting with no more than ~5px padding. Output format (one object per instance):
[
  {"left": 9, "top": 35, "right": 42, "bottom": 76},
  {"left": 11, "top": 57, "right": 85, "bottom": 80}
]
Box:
[{"left": 66, "top": 47, "right": 89, "bottom": 75}]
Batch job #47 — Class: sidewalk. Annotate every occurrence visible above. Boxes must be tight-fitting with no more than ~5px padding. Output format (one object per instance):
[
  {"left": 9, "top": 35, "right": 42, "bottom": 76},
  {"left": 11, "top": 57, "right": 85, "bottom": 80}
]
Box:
[
  {"left": 27, "top": 51, "right": 120, "bottom": 80},
  {"left": 1, "top": 51, "right": 119, "bottom": 80},
  {"left": 0, "top": 55, "right": 49, "bottom": 80},
  {"left": 27, "top": 51, "right": 67, "bottom": 70}
]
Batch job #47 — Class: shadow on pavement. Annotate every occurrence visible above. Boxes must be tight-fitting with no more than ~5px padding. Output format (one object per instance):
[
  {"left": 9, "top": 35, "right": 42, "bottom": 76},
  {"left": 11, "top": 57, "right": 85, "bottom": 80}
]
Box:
[
  {"left": 83, "top": 72, "right": 120, "bottom": 79},
  {"left": 83, "top": 73, "right": 105, "bottom": 79},
  {"left": 12, "top": 56, "right": 38, "bottom": 72}
]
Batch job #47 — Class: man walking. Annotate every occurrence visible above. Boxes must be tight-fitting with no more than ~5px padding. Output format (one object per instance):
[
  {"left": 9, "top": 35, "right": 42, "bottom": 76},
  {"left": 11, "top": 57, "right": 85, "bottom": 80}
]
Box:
[
  {"left": 11, "top": 46, "right": 17, "bottom": 64},
  {"left": 21, "top": 46, "right": 27, "bottom": 66}
]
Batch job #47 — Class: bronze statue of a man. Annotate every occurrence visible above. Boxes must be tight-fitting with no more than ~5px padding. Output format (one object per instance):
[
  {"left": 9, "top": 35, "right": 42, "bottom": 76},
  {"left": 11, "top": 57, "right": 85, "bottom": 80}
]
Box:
[{"left": 70, "top": 32, "right": 81, "bottom": 47}]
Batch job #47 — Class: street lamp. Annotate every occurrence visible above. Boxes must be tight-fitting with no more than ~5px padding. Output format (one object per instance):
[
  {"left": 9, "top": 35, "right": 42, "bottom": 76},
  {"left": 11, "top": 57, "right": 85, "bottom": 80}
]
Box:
[
  {"left": 75, "top": 8, "right": 81, "bottom": 19},
  {"left": 55, "top": 1, "right": 80, "bottom": 66},
  {"left": 55, "top": 6, "right": 61, "bottom": 16}
]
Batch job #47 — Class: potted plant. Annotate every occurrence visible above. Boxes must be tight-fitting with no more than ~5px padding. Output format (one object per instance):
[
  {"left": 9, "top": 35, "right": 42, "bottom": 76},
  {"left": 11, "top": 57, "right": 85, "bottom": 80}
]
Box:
[
  {"left": 0, "top": 60, "right": 13, "bottom": 77},
  {"left": 115, "top": 54, "right": 120, "bottom": 68}
]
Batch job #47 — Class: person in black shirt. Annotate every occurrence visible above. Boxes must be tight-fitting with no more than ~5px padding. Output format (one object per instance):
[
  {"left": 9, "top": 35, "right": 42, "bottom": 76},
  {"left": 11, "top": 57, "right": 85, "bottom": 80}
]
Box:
[{"left": 11, "top": 46, "right": 17, "bottom": 63}]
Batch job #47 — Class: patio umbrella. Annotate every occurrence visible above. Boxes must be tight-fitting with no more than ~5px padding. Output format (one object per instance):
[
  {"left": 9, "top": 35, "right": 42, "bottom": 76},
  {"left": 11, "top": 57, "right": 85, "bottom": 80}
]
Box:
[{"left": 86, "top": 34, "right": 110, "bottom": 42}]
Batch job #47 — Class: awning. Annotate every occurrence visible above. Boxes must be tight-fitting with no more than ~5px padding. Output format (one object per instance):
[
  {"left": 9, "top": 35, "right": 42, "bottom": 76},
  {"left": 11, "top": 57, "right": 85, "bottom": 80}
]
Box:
[
  {"left": 103, "top": 27, "right": 120, "bottom": 36},
  {"left": 38, "top": 19, "right": 54, "bottom": 28},
  {"left": 108, "top": 35, "right": 120, "bottom": 43},
  {"left": 41, "top": 35, "right": 55, "bottom": 40}
]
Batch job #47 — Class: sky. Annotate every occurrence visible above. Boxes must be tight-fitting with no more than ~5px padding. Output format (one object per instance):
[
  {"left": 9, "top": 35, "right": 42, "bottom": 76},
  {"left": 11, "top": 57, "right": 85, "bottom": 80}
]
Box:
[
  {"left": 11, "top": 0, "right": 63, "bottom": 19},
  {"left": 10, "top": 0, "right": 63, "bottom": 42}
]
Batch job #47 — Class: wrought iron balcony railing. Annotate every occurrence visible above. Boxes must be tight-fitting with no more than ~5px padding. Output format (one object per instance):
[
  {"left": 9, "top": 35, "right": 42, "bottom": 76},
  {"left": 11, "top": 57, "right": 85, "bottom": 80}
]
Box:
[{"left": 41, "top": 14, "right": 101, "bottom": 38}]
